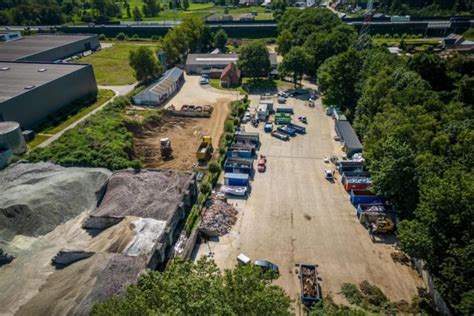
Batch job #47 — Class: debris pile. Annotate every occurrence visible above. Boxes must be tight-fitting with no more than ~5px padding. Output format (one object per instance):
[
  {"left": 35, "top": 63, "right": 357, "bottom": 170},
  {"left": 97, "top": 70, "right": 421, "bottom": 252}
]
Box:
[
  {"left": 301, "top": 266, "right": 318, "bottom": 297},
  {"left": 199, "top": 194, "right": 238, "bottom": 237}
]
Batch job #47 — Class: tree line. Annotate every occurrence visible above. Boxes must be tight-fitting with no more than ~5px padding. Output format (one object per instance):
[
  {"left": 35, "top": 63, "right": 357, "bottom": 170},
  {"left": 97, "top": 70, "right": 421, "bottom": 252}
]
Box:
[{"left": 275, "top": 7, "right": 473, "bottom": 314}]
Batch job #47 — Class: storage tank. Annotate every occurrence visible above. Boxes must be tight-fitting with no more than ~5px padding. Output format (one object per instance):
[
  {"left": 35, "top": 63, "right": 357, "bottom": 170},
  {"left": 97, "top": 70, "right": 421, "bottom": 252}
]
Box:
[{"left": 0, "top": 121, "right": 28, "bottom": 155}]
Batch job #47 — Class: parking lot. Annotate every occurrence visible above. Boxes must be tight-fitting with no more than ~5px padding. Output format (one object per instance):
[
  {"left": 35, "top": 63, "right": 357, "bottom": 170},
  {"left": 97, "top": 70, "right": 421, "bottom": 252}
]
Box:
[{"left": 195, "top": 95, "right": 423, "bottom": 312}]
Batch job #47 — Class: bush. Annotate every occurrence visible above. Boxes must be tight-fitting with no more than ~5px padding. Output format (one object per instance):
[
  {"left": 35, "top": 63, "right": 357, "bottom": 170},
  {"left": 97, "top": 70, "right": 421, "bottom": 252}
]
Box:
[
  {"left": 99, "top": 33, "right": 106, "bottom": 40},
  {"left": 200, "top": 182, "right": 212, "bottom": 195},
  {"left": 151, "top": 35, "right": 161, "bottom": 41},
  {"left": 224, "top": 120, "right": 234, "bottom": 133},
  {"left": 340, "top": 283, "right": 363, "bottom": 305},
  {"left": 116, "top": 32, "right": 127, "bottom": 41},
  {"left": 208, "top": 161, "right": 221, "bottom": 174},
  {"left": 130, "top": 34, "right": 140, "bottom": 41}
]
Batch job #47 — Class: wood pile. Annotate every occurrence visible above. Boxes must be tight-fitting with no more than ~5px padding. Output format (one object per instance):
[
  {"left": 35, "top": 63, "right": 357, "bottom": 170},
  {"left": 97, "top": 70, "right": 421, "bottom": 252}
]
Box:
[{"left": 199, "top": 194, "right": 238, "bottom": 237}]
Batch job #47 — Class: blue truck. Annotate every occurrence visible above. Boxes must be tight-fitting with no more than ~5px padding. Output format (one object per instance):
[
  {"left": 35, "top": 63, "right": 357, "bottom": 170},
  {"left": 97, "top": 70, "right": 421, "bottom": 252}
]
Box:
[
  {"left": 288, "top": 123, "right": 306, "bottom": 134},
  {"left": 277, "top": 125, "right": 297, "bottom": 137},
  {"left": 224, "top": 173, "right": 249, "bottom": 187}
]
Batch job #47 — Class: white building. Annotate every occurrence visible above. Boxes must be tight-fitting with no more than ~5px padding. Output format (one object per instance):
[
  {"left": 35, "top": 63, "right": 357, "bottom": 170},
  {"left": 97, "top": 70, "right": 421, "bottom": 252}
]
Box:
[{"left": 133, "top": 67, "right": 184, "bottom": 106}]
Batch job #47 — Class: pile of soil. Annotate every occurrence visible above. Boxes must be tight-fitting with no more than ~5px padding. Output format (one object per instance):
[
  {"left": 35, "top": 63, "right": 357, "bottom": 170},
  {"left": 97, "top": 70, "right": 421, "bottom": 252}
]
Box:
[{"left": 0, "top": 162, "right": 111, "bottom": 241}]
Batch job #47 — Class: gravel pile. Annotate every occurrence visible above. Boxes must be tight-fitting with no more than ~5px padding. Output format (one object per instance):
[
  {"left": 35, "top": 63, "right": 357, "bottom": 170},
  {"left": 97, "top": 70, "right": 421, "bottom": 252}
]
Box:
[
  {"left": 199, "top": 193, "right": 238, "bottom": 237},
  {"left": 89, "top": 169, "right": 193, "bottom": 222},
  {"left": 0, "top": 162, "right": 111, "bottom": 241}
]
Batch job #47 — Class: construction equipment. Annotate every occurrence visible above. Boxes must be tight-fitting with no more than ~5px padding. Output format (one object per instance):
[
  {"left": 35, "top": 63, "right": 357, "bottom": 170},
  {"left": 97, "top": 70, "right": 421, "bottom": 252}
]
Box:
[
  {"left": 357, "top": 204, "right": 396, "bottom": 234},
  {"left": 160, "top": 138, "right": 173, "bottom": 159},
  {"left": 298, "top": 263, "right": 321, "bottom": 306},
  {"left": 196, "top": 136, "right": 213, "bottom": 161}
]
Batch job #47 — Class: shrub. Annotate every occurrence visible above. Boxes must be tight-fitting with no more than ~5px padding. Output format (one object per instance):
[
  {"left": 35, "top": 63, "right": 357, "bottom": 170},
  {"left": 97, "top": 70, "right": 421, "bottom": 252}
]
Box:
[
  {"left": 116, "top": 32, "right": 127, "bottom": 41},
  {"left": 200, "top": 182, "right": 212, "bottom": 195},
  {"left": 208, "top": 161, "right": 221, "bottom": 174},
  {"left": 224, "top": 120, "right": 234, "bottom": 133},
  {"left": 340, "top": 283, "right": 363, "bottom": 305},
  {"left": 99, "top": 33, "right": 106, "bottom": 40},
  {"left": 130, "top": 34, "right": 140, "bottom": 41}
]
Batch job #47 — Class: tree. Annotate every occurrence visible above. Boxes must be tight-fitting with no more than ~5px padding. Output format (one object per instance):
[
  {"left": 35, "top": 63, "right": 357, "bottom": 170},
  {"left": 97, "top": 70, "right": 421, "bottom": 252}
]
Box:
[
  {"left": 129, "top": 47, "right": 163, "bottom": 82},
  {"left": 213, "top": 29, "right": 228, "bottom": 52},
  {"left": 317, "top": 49, "right": 362, "bottom": 117},
  {"left": 132, "top": 6, "right": 143, "bottom": 21},
  {"left": 276, "top": 29, "right": 293, "bottom": 55},
  {"left": 407, "top": 52, "right": 452, "bottom": 91},
  {"left": 143, "top": 0, "right": 160, "bottom": 17},
  {"left": 271, "top": 0, "right": 287, "bottom": 20},
  {"left": 278, "top": 46, "right": 310, "bottom": 88},
  {"left": 238, "top": 41, "right": 271, "bottom": 80},
  {"left": 182, "top": 0, "right": 190, "bottom": 10},
  {"left": 91, "top": 258, "right": 293, "bottom": 315}
]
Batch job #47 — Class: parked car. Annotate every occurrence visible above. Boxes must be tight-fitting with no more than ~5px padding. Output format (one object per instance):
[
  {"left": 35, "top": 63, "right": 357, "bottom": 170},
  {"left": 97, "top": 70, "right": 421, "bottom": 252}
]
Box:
[
  {"left": 255, "top": 259, "right": 279, "bottom": 274},
  {"left": 324, "top": 169, "right": 334, "bottom": 180},
  {"left": 199, "top": 75, "right": 209, "bottom": 85},
  {"left": 278, "top": 96, "right": 287, "bottom": 104},
  {"left": 278, "top": 91, "right": 290, "bottom": 98},
  {"left": 242, "top": 111, "right": 251, "bottom": 123}
]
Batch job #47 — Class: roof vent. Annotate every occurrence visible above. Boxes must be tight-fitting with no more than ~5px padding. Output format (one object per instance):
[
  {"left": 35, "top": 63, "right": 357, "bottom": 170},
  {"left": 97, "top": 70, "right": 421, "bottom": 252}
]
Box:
[
  {"left": 0, "top": 67, "right": 10, "bottom": 71},
  {"left": 24, "top": 85, "right": 36, "bottom": 90},
  {"left": 38, "top": 68, "right": 47, "bottom": 72}
]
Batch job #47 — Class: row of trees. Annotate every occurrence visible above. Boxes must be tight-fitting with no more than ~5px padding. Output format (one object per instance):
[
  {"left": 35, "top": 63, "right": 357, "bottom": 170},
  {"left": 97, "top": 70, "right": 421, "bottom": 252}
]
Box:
[
  {"left": 375, "top": 0, "right": 474, "bottom": 16},
  {"left": 274, "top": 7, "right": 473, "bottom": 314}
]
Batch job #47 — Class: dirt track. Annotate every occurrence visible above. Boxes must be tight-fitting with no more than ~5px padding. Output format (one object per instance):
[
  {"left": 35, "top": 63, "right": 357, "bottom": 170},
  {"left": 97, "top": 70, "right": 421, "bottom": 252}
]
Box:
[
  {"left": 195, "top": 95, "right": 424, "bottom": 313},
  {"left": 134, "top": 98, "right": 229, "bottom": 170}
]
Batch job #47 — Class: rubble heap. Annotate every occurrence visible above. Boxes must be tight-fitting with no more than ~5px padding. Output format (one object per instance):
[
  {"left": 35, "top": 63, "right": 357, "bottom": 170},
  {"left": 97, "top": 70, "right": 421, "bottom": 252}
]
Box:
[{"left": 199, "top": 193, "right": 238, "bottom": 237}]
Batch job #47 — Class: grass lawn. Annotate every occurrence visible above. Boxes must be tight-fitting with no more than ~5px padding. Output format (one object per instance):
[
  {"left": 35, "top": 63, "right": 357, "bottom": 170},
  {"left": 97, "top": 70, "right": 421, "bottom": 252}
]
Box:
[
  {"left": 372, "top": 37, "right": 440, "bottom": 47},
  {"left": 79, "top": 43, "right": 155, "bottom": 85},
  {"left": 27, "top": 89, "right": 114, "bottom": 149},
  {"left": 27, "top": 134, "right": 51, "bottom": 149},
  {"left": 42, "top": 90, "right": 115, "bottom": 135}
]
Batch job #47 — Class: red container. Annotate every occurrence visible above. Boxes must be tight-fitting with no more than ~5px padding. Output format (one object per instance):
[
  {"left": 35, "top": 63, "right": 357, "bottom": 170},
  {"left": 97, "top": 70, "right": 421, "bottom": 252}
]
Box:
[{"left": 344, "top": 182, "right": 371, "bottom": 192}]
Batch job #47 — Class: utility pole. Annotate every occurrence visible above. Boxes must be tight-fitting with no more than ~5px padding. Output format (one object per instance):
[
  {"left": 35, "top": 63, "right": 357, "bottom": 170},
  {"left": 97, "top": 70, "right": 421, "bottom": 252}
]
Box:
[{"left": 356, "top": 0, "right": 374, "bottom": 49}]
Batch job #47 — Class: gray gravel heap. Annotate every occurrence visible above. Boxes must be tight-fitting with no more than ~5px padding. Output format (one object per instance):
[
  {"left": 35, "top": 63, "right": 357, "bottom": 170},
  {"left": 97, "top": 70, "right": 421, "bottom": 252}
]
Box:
[{"left": 0, "top": 162, "right": 111, "bottom": 241}]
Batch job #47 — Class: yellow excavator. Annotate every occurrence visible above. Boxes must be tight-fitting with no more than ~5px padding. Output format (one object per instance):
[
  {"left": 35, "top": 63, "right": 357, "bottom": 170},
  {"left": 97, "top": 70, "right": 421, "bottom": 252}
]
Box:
[{"left": 368, "top": 216, "right": 395, "bottom": 234}]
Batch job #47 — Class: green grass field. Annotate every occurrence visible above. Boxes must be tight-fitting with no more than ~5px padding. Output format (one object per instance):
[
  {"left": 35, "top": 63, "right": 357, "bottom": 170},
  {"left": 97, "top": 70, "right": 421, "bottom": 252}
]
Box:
[
  {"left": 79, "top": 42, "right": 156, "bottom": 85},
  {"left": 116, "top": 1, "right": 272, "bottom": 21},
  {"left": 371, "top": 37, "right": 440, "bottom": 47}
]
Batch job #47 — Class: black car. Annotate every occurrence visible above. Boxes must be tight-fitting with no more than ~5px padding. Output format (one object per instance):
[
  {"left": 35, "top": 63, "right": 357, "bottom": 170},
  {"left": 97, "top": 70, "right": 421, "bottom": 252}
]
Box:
[{"left": 254, "top": 259, "right": 279, "bottom": 274}]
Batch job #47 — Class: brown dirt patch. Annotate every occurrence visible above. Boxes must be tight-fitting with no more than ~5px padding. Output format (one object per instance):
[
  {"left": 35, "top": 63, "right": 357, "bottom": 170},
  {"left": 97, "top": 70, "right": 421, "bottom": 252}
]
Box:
[{"left": 134, "top": 98, "right": 229, "bottom": 171}]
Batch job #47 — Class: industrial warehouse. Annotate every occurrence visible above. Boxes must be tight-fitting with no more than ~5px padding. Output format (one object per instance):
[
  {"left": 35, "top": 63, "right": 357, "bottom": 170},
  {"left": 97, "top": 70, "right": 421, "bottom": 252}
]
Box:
[
  {"left": 0, "top": 61, "right": 98, "bottom": 129},
  {"left": 133, "top": 67, "right": 185, "bottom": 106},
  {"left": 0, "top": 33, "right": 100, "bottom": 62}
]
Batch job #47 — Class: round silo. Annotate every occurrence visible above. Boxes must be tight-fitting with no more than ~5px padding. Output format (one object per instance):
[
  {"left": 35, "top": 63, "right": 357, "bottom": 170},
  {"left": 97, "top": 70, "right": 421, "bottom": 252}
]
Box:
[{"left": 0, "top": 121, "right": 28, "bottom": 155}]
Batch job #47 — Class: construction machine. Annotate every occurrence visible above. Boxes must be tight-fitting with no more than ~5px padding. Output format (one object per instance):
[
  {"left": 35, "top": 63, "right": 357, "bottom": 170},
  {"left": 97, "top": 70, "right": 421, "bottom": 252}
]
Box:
[
  {"left": 196, "top": 136, "right": 213, "bottom": 162},
  {"left": 160, "top": 138, "right": 173, "bottom": 159},
  {"left": 368, "top": 216, "right": 395, "bottom": 234}
]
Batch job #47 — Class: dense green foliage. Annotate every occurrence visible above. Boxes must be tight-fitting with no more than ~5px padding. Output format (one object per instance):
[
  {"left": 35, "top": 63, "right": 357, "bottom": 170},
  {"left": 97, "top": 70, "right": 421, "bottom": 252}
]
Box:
[
  {"left": 237, "top": 41, "right": 272, "bottom": 79},
  {"left": 28, "top": 96, "right": 141, "bottom": 170},
  {"left": 128, "top": 46, "right": 163, "bottom": 82},
  {"left": 317, "top": 48, "right": 474, "bottom": 314},
  {"left": 91, "top": 251, "right": 292, "bottom": 314},
  {"left": 160, "top": 16, "right": 211, "bottom": 65},
  {"left": 213, "top": 29, "right": 228, "bottom": 52},
  {"left": 277, "top": 9, "right": 357, "bottom": 77},
  {"left": 375, "top": 0, "right": 473, "bottom": 16},
  {"left": 278, "top": 46, "right": 310, "bottom": 87}
]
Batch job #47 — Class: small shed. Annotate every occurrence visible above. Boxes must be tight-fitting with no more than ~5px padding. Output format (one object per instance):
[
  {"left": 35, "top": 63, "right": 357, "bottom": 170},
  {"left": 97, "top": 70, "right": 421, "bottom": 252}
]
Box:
[
  {"left": 220, "top": 63, "right": 241, "bottom": 88},
  {"left": 133, "top": 67, "right": 184, "bottom": 106}
]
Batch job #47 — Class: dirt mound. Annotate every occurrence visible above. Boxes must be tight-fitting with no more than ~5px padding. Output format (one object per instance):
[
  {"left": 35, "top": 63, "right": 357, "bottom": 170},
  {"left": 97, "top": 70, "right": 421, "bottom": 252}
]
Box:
[{"left": 0, "top": 162, "right": 111, "bottom": 241}]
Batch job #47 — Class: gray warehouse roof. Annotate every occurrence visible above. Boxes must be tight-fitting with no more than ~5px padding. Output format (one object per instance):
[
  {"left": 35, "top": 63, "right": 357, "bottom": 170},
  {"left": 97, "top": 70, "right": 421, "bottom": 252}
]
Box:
[
  {"left": 335, "top": 120, "right": 363, "bottom": 152},
  {"left": 0, "top": 34, "right": 97, "bottom": 61},
  {"left": 186, "top": 53, "right": 239, "bottom": 66},
  {"left": 0, "top": 62, "right": 89, "bottom": 102},
  {"left": 186, "top": 53, "right": 278, "bottom": 67}
]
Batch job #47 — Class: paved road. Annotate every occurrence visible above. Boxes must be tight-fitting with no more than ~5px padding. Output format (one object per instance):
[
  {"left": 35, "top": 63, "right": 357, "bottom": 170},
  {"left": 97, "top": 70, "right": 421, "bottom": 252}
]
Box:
[
  {"left": 37, "top": 83, "right": 136, "bottom": 148},
  {"left": 195, "top": 95, "right": 423, "bottom": 313}
]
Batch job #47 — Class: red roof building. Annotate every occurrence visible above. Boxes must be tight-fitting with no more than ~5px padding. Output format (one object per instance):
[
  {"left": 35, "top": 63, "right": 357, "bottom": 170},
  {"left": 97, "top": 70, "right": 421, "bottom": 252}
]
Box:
[{"left": 220, "top": 62, "right": 241, "bottom": 88}]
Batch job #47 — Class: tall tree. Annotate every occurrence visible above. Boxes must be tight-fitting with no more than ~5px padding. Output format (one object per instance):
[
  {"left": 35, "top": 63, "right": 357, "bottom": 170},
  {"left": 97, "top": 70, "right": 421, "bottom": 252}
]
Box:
[
  {"left": 213, "top": 29, "right": 228, "bottom": 52},
  {"left": 278, "top": 46, "right": 310, "bottom": 88},
  {"left": 129, "top": 46, "right": 163, "bottom": 82},
  {"left": 238, "top": 41, "right": 271, "bottom": 79},
  {"left": 91, "top": 258, "right": 293, "bottom": 315},
  {"left": 132, "top": 6, "right": 143, "bottom": 21}
]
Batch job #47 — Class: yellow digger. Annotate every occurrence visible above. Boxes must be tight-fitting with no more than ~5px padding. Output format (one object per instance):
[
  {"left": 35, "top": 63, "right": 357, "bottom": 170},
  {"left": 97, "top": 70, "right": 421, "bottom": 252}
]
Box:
[{"left": 368, "top": 216, "right": 395, "bottom": 234}]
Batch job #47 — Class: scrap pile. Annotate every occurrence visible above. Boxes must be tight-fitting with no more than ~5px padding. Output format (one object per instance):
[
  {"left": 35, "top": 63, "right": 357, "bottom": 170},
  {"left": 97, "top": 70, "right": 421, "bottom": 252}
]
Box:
[
  {"left": 301, "top": 266, "right": 318, "bottom": 297},
  {"left": 199, "top": 194, "right": 238, "bottom": 237}
]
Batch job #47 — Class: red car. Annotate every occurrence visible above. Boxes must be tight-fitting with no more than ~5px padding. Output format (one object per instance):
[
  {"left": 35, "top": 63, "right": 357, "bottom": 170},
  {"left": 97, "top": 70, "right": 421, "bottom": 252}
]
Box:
[{"left": 257, "top": 159, "right": 266, "bottom": 172}]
